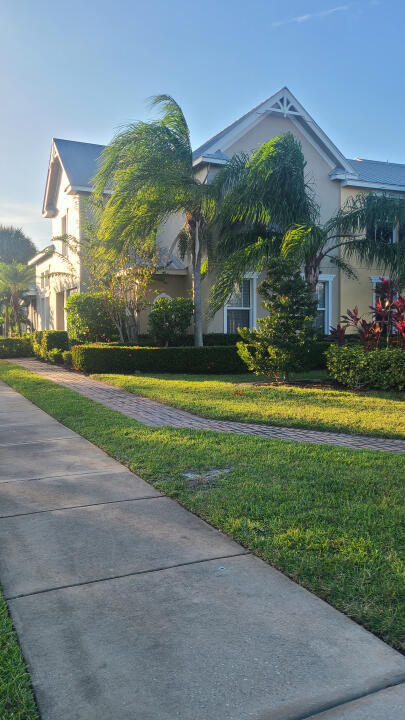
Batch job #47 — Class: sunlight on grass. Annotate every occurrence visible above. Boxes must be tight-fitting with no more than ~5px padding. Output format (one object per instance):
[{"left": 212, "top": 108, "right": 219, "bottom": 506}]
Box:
[
  {"left": 1, "top": 360, "right": 404, "bottom": 651},
  {"left": 93, "top": 372, "right": 405, "bottom": 439}
]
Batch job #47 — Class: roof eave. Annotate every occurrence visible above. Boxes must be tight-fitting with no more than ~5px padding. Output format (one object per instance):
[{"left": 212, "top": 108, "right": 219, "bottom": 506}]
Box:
[
  {"left": 192, "top": 154, "right": 229, "bottom": 168},
  {"left": 341, "top": 179, "right": 405, "bottom": 192}
]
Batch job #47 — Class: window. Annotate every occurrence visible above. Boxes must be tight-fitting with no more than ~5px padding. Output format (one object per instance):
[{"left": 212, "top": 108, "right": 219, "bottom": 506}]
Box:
[
  {"left": 313, "top": 274, "right": 334, "bottom": 334},
  {"left": 314, "top": 281, "right": 328, "bottom": 334},
  {"left": 225, "top": 279, "right": 252, "bottom": 334},
  {"left": 61, "top": 213, "right": 68, "bottom": 257}
]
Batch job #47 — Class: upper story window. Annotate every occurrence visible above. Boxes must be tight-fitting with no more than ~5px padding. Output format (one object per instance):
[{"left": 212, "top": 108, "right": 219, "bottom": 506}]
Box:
[
  {"left": 40, "top": 265, "right": 51, "bottom": 290},
  {"left": 60, "top": 211, "right": 68, "bottom": 257},
  {"left": 368, "top": 222, "right": 405, "bottom": 244}
]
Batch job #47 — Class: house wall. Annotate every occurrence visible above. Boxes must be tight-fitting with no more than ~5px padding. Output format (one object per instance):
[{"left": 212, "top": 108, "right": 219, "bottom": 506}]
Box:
[{"left": 203, "top": 113, "right": 342, "bottom": 333}]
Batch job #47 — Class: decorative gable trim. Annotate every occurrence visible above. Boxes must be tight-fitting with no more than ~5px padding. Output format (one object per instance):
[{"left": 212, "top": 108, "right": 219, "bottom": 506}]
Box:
[{"left": 193, "top": 87, "right": 354, "bottom": 175}]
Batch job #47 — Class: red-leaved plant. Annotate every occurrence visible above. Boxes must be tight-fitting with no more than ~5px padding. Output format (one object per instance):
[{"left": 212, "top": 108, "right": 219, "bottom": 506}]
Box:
[{"left": 331, "top": 277, "right": 405, "bottom": 349}]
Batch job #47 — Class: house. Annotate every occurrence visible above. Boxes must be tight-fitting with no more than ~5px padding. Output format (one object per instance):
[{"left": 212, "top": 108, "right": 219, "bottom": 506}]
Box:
[{"left": 27, "top": 87, "right": 405, "bottom": 335}]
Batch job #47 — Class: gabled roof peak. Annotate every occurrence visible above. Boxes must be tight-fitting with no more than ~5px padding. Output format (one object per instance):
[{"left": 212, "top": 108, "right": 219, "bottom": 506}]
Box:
[{"left": 192, "top": 86, "right": 353, "bottom": 175}]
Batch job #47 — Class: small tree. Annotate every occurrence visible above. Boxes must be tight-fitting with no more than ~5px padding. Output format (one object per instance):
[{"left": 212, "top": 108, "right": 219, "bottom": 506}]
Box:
[
  {"left": 82, "top": 232, "right": 158, "bottom": 345},
  {"left": 148, "top": 297, "right": 194, "bottom": 346},
  {"left": 237, "top": 259, "right": 317, "bottom": 380},
  {"left": 66, "top": 292, "right": 121, "bottom": 343}
]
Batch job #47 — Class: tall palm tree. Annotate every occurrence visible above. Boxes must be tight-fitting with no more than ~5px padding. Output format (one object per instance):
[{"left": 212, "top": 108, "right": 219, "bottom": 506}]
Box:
[
  {"left": 209, "top": 133, "right": 316, "bottom": 313},
  {"left": 209, "top": 133, "right": 405, "bottom": 313},
  {"left": 0, "top": 263, "right": 34, "bottom": 336},
  {"left": 0, "top": 225, "right": 36, "bottom": 264},
  {"left": 93, "top": 95, "right": 215, "bottom": 347}
]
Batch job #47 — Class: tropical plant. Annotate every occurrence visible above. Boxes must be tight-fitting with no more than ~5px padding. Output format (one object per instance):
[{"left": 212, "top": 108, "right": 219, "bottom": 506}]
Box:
[
  {"left": 0, "top": 263, "right": 34, "bottom": 336},
  {"left": 0, "top": 225, "right": 36, "bottom": 264},
  {"left": 209, "top": 133, "right": 315, "bottom": 313},
  {"left": 148, "top": 297, "right": 194, "bottom": 346},
  {"left": 92, "top": 95, "right": 215, "bottom": 346},
  {"left": 237, "top": 258, "right": 317, "bottom": 379},
  {"left": 209, "top": 133, "right": 405, "bottom": 313},
  {"left": 332, "top": 277, "right": 405, "bottom": 349},
  {"left": 282, "top": 193, "right": 405, "bottom": 294}
]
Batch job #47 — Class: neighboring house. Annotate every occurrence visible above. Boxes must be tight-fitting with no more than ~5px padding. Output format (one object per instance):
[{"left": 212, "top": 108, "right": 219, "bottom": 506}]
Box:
[{"left": 27, "top": 87, "right": 405, "bottom": 334}]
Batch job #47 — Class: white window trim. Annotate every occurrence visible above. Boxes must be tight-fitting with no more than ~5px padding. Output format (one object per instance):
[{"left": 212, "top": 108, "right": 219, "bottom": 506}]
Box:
[
  {"left": 370, "top": 276, "right": 381, "bottom": 306},
  {"left": 317, "top": 274, "right": 335, "bottom": 334},
  {"left": 223, "top": 274, "right": 257, "bottom": 333}
]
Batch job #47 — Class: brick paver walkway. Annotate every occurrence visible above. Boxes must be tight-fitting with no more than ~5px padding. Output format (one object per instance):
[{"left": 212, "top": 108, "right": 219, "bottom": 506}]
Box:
[{"left": 10, "top": 358, "right": 405, "bottom": 453}]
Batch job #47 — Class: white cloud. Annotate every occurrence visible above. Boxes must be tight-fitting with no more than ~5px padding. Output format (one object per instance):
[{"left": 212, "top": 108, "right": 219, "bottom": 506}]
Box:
[{"left": 272, "top": 5, "right": 349, "bottom": 27}]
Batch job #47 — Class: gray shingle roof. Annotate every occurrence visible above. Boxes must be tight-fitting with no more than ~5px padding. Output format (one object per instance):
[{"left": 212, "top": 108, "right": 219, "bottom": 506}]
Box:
[
  {"left": 54, "top": 138, "right": 105, "bottom": 188},
  {"left": 52, "top": 139, "right": 405, "bottom": 192},
  {"left": 347, "top": 158, "right": 405, "bottom": 187}
]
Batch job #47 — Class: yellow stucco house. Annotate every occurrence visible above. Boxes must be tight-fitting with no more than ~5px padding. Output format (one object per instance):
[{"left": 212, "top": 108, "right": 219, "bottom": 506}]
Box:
[{"left": 27, "top": 87, "right": 405, "bottom": 336}]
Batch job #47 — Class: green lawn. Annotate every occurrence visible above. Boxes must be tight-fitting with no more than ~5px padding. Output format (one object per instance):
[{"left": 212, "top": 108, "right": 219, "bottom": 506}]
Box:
[
  {"left": 92, "top": 372, "right": 405, "bottom": 439},
  {"left": 0, "top": 361, "right": 404, "bottom": 652},
  {"left": 0, "top": 586, "right": 39, "bottom": 720}
]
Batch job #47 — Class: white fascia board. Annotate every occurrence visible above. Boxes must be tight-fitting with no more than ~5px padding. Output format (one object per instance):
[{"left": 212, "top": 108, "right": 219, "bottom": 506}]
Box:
[
  {"left": 341, "top": 179, "right": 405, "bottom": 192},
  {"left": 67, "top": 184, "right": 112, "bottom": 195},
  {"left": 192, "top": 154, "right": 229, "bottom": 168}
]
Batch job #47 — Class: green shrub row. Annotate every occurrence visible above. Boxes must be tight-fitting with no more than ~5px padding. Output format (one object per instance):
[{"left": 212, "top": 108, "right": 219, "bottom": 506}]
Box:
[
  {"left": 71, "top": 344, "right": 247, "bottom": 374},
  {"left": 326, "top": 344, "right": 405, "bottom": 391},
  {"left": 30, "top": 330, "right": 69, "bottom": 360},
  {"left": 0, "top": 337, "right": 34, "bottom": 358}
]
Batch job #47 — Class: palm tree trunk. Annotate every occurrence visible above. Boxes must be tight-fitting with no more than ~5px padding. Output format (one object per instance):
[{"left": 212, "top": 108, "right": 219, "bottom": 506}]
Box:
[
  {"left": 4, "top": 306, "right": 9, "bottom": 337},
  {"left": 192, "top": 221, "right": 203, "bottom": 347}
]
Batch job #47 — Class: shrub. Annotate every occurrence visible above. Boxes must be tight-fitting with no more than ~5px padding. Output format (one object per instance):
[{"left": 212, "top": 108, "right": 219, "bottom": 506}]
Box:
[
  {"left": 148, "top": 297, "right": 194, "bottom": 346},
  {"left": 66, "top": 292, "right": 120, "bottom": 343},
  {"left": 46, "top": 348, "right": 64, "bottom": 364},
  {"left": 71, "top": 344, "right": 247, "bottom": 374},
  {"left": 41, "top": 330, "right": 69, "bottom": 352},
  {"left": 301, "top": 339, "right": 330, "bottom": 370},
  {"left": 133, "top": 333, "right": 241, "bottom": 347},
  {"left": 0, "top": 336, "right": 33, "bottom": 358},
  {"left": 238, "top": 259, "right": 317, "bottom": 379},
  {"left": 62, "top": 351, "right": 73, "bottom": 368},
  {"left": 326, "top": 344, "right": 405, "bottom": 391}
]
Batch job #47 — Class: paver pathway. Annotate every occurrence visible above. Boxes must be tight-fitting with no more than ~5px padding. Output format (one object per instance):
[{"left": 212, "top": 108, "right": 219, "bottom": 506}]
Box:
[
  {"left": 1, "top": 379, "right": 405, "bottom": 720},
  {"left": 9, "top": 358, "right": 405, "bottom": 453}
]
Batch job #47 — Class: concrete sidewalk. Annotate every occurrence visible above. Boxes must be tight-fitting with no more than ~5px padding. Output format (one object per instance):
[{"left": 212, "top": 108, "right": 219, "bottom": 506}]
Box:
[{"left": 0, "top": 379, "right": 404, "bottom": 720}]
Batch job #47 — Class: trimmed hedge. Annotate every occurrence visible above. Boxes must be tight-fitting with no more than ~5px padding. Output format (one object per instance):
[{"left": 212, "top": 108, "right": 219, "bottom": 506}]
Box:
[
  {"left": 41, "top": 331, "right": 69, "bottom": 352},
  {"left": 62, "top": 351, "right": 73, "bottom": 368},
  {"left": 31, "top": 330, "right": 69, "bottom": 359},
  {"left": 46, "top": 348, "right": 64, "bottom": 364},
  {"left": 71, "top": 344, "right": 247, "bottom": 374},
  {"left": 326, "top": 344, "right": 405, "bottom": 391},
  {"left": 0, "top": 337, "right": 33, "bottom": 358}
]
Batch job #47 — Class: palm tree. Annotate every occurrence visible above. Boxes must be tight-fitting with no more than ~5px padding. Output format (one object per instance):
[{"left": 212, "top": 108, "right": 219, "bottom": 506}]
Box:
[
  {"left": 209, "top": 133, "right": 316, "bottom": 313},
  {"left": 281, "top": 192, "right": 405, "bottom": 294},
  {"left": 209, "top": 133, "right": 405, "bottom": 313},
  {"left": 93, "top": 95, "right": 215, "bottom": 347},
  {"left": 0, "top": 263, "right": 34, "bottom": 336},
  {"left": 0, "top": 225, "right": 36, "bottom": 264}
]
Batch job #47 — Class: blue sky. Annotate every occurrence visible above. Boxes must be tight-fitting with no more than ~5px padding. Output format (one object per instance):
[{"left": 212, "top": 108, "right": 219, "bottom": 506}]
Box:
[{"left": 0, "top": 0, "right": 403, "bottom": 249}]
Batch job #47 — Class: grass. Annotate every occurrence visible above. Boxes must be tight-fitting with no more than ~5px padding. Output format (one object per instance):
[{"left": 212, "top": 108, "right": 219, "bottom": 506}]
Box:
[
  {"left": 0, "top": 586, "right": 39, "bottom": 719},
  {"left": 1, "top": 361, "right": 404, "bottom": 652},
  {"left": 92, "top": 372, "right": 405, "bottom": 440}
]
